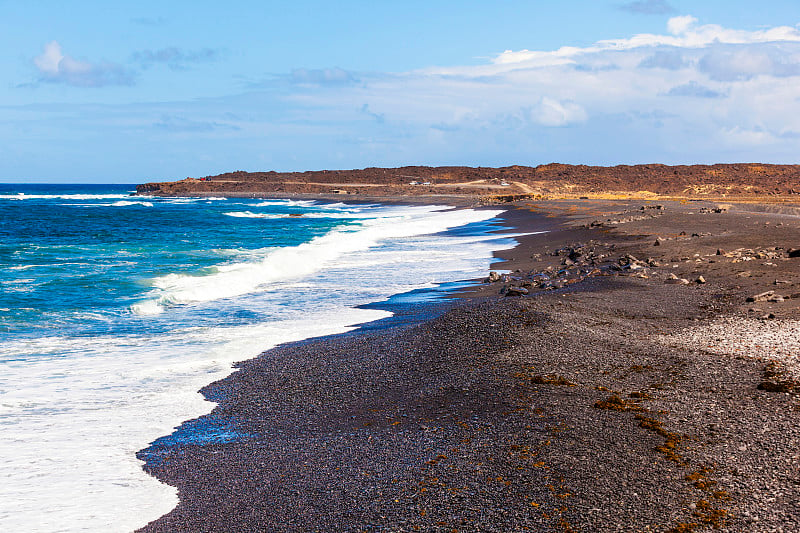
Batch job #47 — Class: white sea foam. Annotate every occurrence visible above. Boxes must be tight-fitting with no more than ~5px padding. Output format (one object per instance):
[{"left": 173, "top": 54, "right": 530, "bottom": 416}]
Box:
[
  {"left": 254, "top": 199, "right": 317, "bottom": 207},
  {"left": 0, "top": 308, "right": 389, "bottom": 533},
  {"left": 0, "top": 194, "right": 131, "bottom": 201},
  {"left": 133, "top": 206, "right": 504, "bottom": 314},
  {"left": 223, "top": 210, "right": 375, "bottom": 219},
  {"left": 111, "top": 200, "right": 154, "bottom": 207}
]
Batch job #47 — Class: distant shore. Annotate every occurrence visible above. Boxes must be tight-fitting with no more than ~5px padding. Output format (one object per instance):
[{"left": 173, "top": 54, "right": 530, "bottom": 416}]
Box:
[
  {"left": 138, "top": 197, "right": 800, "bottom": 532},
  {"left": 135, "top": 163, "right": 800, "bottom": 205}
]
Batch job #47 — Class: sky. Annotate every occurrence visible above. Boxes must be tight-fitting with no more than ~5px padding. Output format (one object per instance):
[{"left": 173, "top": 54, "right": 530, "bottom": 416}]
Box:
[{"left": 2, "top": 1, "right": 800, "bottom": 182}]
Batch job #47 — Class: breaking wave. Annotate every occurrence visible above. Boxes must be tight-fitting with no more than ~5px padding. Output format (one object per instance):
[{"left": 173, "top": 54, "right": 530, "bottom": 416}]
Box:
[{"left": 132, "top": 207, "right": 503, "bottom": 315}]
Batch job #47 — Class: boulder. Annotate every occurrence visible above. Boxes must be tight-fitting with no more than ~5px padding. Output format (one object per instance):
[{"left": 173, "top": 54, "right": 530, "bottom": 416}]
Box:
[
  {"left": 504, "top": 286, "right": 529, "bottom": 297},
  {"left": 746, "top": 290, "right": 775, "bottom": 303},
  {"left": 664, "top": 278, "right": 690, "bottom": 285}
]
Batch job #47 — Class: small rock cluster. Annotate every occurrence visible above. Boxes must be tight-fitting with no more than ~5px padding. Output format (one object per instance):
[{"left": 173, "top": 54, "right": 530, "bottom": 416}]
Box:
[
  {"left": 697, "top": 206, "right": 728, "bottom": 214},
  {"left": 588, "top": 205, "right": 664, "bottom": 227},
  {"left": 717, "top": 247, "right": 792, "bottom": 263},
  {"left": 746, "top": 290, "right": 800, "bottom": 304},
  {"left": 485, "top": 244, "right": 665, "bottom": 297}
]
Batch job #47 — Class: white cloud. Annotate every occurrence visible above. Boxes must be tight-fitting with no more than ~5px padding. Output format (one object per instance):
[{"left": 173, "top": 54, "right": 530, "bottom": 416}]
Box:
[
  {"left": 531, "top": 98, "right": 587, "bottom": 126},
  {"left": 33, "top": 41, "right": 65, "bottom": 74},
  {"left": 667, "top": 15, "right": 697, "bottom": 35},
  {"left": 286, "top": 15, "right": 800, "bottom": 164},
  {"left": 620, "top": 0, "right": 676, "bottom": 15},
  {"left": 485, "top": 15, "right": 800, "bottom": 71},
  {"left": 33, "top": 41, "right": 133, "bottom": 87},
  {"left": 15, "top": 16, "right": 800, "bottom": 176}
]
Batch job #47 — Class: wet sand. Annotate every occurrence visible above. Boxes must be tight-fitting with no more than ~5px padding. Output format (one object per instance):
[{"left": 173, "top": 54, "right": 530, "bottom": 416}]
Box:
[{"left": 137, "top": 199, "right": 800, "bottom": 532}]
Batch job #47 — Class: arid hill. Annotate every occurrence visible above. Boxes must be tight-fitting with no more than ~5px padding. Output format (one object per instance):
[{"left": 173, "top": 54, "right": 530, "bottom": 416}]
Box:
[{"left": 136, "top": 164, "right": 800, "bottom": 201}]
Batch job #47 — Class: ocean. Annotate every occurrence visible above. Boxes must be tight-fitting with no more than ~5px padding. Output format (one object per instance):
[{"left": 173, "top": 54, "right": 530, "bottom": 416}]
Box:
[{"left": 0, "top": 184, "right": 517, "bottom": 532}]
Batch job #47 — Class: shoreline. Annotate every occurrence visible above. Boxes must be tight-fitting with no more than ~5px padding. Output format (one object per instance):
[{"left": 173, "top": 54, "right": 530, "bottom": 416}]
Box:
[{"left": 137, "top": 197, "right": 800, "bottom": 532}]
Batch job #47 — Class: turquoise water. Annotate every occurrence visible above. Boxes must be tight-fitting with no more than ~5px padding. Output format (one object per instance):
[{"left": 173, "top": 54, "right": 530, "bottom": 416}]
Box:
[
  {"left": 0, "top": 184, "right": 346, "bottom": 340},
  {"left": 0, "top": 184, "right": 516, "bottom": 532}
]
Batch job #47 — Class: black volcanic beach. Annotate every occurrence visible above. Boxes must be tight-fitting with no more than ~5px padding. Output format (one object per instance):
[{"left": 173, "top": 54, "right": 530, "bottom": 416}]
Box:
[{"left": 138, "top": 199, "right": 800, "bottom": 532}]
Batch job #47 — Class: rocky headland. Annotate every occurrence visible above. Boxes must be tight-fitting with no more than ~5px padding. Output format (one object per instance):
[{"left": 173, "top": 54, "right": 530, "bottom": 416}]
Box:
[{"left": 136, "top": 163, "right": 800, "bottom": 203}]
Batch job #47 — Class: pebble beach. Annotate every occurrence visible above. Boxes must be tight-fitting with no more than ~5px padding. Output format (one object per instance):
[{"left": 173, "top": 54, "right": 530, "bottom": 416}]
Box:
[{"left": 137, "top": 198, "right": 800, "bottom": 532}]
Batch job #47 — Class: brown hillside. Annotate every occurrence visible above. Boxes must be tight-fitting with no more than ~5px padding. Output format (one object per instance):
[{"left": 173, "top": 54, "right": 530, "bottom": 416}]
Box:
[{"left": 136, "top": 164, "right": 800, "bottom": 200}]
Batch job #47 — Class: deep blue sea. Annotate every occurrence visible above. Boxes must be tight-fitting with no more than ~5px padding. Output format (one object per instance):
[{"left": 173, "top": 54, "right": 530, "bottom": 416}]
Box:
[{"left": 0, "top": 184, "right": 517, "bottom": 531}]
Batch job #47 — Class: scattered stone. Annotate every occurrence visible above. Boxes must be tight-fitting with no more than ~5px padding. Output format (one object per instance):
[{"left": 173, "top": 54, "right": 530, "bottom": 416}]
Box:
[
  {"left": 504, "top": 286, "right": 529, "bottom": 297},
  {"left": 746, "top": 291, "right": 775, "bottom": 303},
  {"left": 664, "top": 278, "right": 690, "bottom": 285}
]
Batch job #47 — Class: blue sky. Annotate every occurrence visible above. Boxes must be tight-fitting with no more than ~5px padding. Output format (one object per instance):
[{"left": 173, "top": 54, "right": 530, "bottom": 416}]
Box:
[{"left": 2, "top": 0, "right": 800, "bottom": 182}]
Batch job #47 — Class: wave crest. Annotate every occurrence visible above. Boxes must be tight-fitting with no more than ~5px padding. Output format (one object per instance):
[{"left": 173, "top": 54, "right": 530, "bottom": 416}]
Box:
[{"left": 131, "top": 206, "right": 502, "bottom": 315}]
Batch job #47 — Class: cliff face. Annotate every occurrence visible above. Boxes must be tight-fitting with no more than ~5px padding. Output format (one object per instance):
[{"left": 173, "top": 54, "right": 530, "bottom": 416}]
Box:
[{"left": 136, "top": 163, "right": 800, "bottom": 199}]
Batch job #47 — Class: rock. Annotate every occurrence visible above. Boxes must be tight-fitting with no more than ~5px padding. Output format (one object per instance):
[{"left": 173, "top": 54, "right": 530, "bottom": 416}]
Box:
[
  {"left": 716, "top": 248, "right": 725, "bottom": 255},
  {"left": 504, "top": 286, "right": 529, "bottom": 297},
  {"left": 654, "top": 238, "right": 664, "bottom": 246},
  {"left": 790, "top": 293, "right": 800, "bottom": 300},
  {"left": 664, "top": 278, "right": 690, "bottom": 285},
  {"left": 758, "top": 381, "right": 793, "bottom": 393},
  {"left": 747, "top": 290, "right": 775, "bottom": 303},
  {"left": 788, "top": 248, "right": 800, "bottom": 258},
  {"left": 767, "top": 295, "right": 785, "bottom": 303},
  {"left": 696, "top": 276, "right": 706, "bottom": 284},
  {"left": 486, "top": 271, "right": 502, "bottom": 283}
]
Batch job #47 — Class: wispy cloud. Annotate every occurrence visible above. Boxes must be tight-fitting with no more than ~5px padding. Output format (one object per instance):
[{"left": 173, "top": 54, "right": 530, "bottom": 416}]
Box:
[
  {"left": 619, "top": 0, "right": 676, "bottom": 15},
  {"left": 153, "top": 114, "right": 240, "bottom": 132},
  {"left": 291, "top": 67, "right": 357, "bottom": 85},
  {"left": 33, "top": 41, "right": 134, "bottom": 87},
  {"left": 666, "top": 81, "right": 725, "bottom": 98},
  {"left": 639, "top": 49, "right": 688, "bottom": 70},
  {"left": 132, "top": 47, "right": 220, "bottom": 70},
  {"left": 698, "top": 44, "right": 800, "bottom": 81},
  {"left": 271, "top": 15, "right": 800, "bottom": 164},
  {"left": 10, "top": 15, "right": 800, "bottom": 180},
  {"left": 360, "top": 103, "right": 385, "bottom": 123}
]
